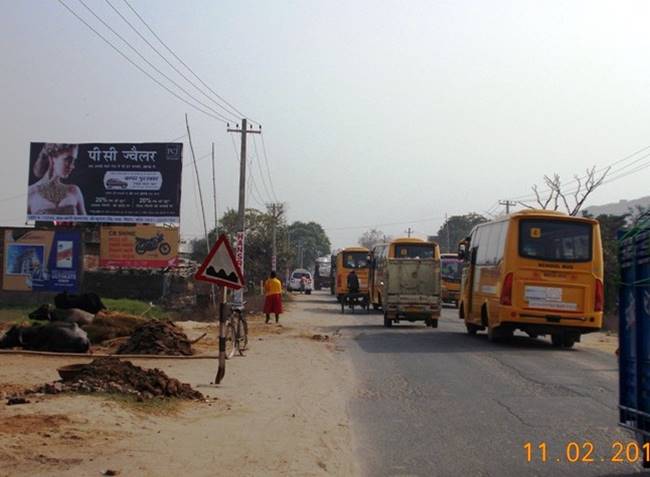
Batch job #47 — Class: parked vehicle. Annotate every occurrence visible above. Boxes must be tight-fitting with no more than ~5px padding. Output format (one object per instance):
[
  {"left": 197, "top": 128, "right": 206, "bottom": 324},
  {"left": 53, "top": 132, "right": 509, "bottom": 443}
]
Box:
[
  {"left": 288, "top": 269, "right": 313, "bottom": 294},
  {"left": 441, "top": 253, "right": 462, "bottom": 307},
  {"left": 314, "top": 256, "right": 333, "bottom": 291},
  {"left": 370, "top": 238, "right": 441, "bottom": 328},
  {"left": 458, "top": 210, "right": 603, "bottom": 346}
]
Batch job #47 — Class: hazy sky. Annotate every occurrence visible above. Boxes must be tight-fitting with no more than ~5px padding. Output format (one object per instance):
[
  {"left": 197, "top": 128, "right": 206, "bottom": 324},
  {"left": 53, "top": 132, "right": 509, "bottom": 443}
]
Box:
[{"left": 2, "top": 0, "right": 650, "bottom": 249}]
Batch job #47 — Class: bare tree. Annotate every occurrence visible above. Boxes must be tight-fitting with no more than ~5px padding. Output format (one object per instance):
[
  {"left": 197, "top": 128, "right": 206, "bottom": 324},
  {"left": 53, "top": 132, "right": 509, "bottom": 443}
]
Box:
[
  {"left": 358, "top": 229, "right": 387, "bottom": 249},
  {"left": 518, "top": 166, "right": 610, "bottom": 216}
]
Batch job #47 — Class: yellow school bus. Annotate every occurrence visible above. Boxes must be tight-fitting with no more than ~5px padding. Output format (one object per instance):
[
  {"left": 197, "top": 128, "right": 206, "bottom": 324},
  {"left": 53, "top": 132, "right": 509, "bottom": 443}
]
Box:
[
  {"left": 458, "top": 210, "right": 603, "bottom": 348},
  {"left": 335, "top": 247, "right": 370, "bottom": 301},
  {"left": 441, "top": 253, "right": 461, "bottom": 307}
]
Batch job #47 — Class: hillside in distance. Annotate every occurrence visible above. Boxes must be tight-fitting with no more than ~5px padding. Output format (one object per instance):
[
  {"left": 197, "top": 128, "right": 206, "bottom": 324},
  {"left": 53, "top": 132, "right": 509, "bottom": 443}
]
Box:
[{"left": 584, "top": 195, "right": 650, "bottom": 217}]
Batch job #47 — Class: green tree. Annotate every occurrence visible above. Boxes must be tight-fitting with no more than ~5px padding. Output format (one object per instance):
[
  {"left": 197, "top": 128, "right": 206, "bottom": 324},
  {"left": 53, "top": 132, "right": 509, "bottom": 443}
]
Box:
[
  {"left": 288, "top": 221, "right": 331, "bottom": 270},
  {"left": 587, "top": 213, "right": 628, "bottom": 326},
  {"left": 191, "top": 207, "right": 291, "bottom": 289},
  {"left": 436, "top": 213, "right": 488, "bottom": 253}
]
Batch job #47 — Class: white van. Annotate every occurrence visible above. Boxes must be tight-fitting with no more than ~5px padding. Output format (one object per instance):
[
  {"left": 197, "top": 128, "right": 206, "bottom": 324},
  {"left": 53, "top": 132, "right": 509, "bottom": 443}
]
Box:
[{"left": 287, "top": 269, "right": 313, "bottom": 294}]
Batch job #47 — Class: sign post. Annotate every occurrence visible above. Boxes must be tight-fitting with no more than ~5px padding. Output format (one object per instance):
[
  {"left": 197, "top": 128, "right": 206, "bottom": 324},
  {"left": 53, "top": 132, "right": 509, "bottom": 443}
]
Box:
[{"left": 194, "top": 234, "right": 244, "bottom": 384}]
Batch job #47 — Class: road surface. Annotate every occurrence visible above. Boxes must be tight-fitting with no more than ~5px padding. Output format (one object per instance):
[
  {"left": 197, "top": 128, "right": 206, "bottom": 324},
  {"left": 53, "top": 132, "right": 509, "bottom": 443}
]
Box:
[{"left": 299, "top": 291, "right": 643, "bottom": 477}]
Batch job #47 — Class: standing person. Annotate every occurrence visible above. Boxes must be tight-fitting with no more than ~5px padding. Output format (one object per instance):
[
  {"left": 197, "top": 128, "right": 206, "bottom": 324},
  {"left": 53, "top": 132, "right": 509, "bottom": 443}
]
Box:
[{"left": 264, "top": 271, "right": 283, "bottom": 324}]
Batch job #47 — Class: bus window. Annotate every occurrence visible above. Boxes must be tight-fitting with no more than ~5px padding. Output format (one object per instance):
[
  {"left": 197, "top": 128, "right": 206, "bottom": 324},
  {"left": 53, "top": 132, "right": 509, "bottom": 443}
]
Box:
[
  {"left": 441, "top": 259, "right": 461, "bottom": 280},
  {"left": 519, "top": 219, "right": 592, "bottom": 262},
  {"left": 343, "top": 251, "right": 369, "bottom": 269},
  {"left": 394, "top": 244, "right": 434, "bottom": 259}
]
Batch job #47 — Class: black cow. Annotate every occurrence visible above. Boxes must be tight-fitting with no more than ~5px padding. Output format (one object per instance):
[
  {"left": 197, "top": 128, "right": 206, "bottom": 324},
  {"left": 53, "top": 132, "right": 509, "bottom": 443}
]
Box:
[
  {"left": 29, "top": 304, "right": 94, "bottom": 325},
  {"left": 0, "top": 322, "right": 90, "bottom": 353},
  {"left": 54, "top": 292, "right": 105, "bottom": 314}
]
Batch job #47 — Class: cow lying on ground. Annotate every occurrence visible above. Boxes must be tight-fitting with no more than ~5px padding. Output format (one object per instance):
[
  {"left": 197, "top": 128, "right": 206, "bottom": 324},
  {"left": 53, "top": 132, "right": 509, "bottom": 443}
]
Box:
[
  {"left": 54, "top": 292, "right": 105, "bottom": 315},
  {"left": 0, "top": 322, "right": 90, "bottom": 353},
  {"left": 29, "top": 304, "right": 94, "bottom": 325}
]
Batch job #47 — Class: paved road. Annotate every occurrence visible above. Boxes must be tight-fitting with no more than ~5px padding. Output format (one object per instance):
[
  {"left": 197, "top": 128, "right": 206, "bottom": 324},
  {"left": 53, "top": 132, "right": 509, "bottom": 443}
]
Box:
[{"left": 303, "top": 291, "right": 645, "bottom": 477}]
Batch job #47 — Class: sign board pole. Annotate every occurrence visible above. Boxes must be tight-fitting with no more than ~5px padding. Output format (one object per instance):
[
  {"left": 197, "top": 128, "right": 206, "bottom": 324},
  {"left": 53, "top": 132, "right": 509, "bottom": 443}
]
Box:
[
  {"left": 215, "top": 286, "right": 226, "bottom": 384},
  {"left": 194, "top": 234, "right": 244, "bottom": 385}
]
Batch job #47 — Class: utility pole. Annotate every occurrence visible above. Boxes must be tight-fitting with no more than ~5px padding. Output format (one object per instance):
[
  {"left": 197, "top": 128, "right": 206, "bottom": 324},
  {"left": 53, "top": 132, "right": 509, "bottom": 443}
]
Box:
[
  {"left": 211, "top": 142, "right": 218, "bottom": 236},
  {"left": 445, "top": 213, "right": 451, "bottom": 253},
  {"left": 227, "top": 119, "right": 261, "bottom": 306},
  {"left": 406, "top": 227, "right": 413, "bottom": 238},
  {"left": 499, "top": 200, "right": 517, "bottom": 214},
  {"left": 269, "top": 203, "right": 283, "bottom": 272}
]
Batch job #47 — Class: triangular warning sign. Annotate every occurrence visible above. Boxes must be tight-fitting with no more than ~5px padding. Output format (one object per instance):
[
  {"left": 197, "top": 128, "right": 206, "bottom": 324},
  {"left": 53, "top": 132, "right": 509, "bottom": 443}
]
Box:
[{"left": 194, "top": 234, "right": 244, "bottom": 289}]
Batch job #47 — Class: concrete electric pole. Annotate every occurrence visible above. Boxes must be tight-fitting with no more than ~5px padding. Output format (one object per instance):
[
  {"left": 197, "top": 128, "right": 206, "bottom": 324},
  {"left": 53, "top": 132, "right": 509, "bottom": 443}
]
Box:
[
  {"left": 499, "top": 200, "right": 517, "bottom": 214},
  {"left": 227, "top": 118, "right": 261, "bottom": 306}
]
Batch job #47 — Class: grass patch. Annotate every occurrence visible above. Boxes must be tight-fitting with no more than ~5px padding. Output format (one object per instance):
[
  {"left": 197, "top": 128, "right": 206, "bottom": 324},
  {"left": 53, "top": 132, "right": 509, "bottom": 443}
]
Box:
[
  {"left": 103, "top": 298, "right": 172, "bottom": 320},
  {"left": 89, "top": 392, "right": 183, "bottom": 415}
]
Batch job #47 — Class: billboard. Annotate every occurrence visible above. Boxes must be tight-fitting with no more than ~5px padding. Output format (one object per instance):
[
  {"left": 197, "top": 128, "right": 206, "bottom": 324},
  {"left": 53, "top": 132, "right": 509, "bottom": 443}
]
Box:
[
  {"left": 100, "top": 225, "right": 179, "bottom": 268},
  {"left": 26, "top": 142, "right": 183, "bottom": 223},
  {"left": 2, "top": 228, "right": 81, "bottom": 292}
]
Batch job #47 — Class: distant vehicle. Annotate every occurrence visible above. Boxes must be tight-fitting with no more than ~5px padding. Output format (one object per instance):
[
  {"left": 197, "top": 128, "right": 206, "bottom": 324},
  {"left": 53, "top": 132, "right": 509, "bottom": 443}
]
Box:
[
  {"left": 441, "top": 253, "right": 462, "bottom": 307},
  {"left": 288, "top": 269, "right": 313, "bottom": 295},
  {"left": 370, "top": 238, "right": 441, "bottom": 328},
  {"left": 458, "top": 210, "right": 603, "bottom": 347},
  {"left": 314, "top": 256, "right": 332, "bottom": 291},
  {"left": 106, "top": 178, "right": 128, "bottom": 189},
  {"left": 334, "top": 247, "right": 370, "bottom": 302}
]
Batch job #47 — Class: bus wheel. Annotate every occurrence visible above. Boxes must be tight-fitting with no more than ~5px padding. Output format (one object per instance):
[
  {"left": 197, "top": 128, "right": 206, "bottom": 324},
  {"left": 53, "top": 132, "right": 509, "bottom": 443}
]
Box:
[
  {"left": 466, "top": 323, "right": 479, "bottom": 335},
  {"left": 552, "top": 333, "right": 576, "bottom": 348}
]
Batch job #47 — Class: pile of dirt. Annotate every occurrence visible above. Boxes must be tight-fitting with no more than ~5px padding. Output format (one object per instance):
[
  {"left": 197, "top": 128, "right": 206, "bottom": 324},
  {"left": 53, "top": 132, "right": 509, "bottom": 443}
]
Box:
[
  {"left": 31, "top": 358, "right": 203, "bottom": 400},
  {"left": 116, "top": 321, "right": 194, "bottom": 355}
]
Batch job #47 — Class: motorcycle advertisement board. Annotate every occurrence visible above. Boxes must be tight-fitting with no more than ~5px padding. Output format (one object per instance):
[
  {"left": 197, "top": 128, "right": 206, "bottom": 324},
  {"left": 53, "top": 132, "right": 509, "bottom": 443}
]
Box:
[
  {"left": 1, "top": 228, "right": 81, "bottom": 292},
  {"left": 99, "top": 225, "right": 179, "bottom": 268},
  {"left": 26, "top": 142, "right": 183, "bottom": 223}
]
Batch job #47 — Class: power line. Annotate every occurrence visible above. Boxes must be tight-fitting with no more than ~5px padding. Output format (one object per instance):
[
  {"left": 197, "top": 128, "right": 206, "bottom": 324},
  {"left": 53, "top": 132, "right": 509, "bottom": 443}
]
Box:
[
  {"left": 507, "top": 144, "right": 650, "bottom": 202},
  {"left": 121, "top": 0, "right": 255, "bottom": 124},
  {"left": 76, "top": 0, "right": 237, "bottom": 123},
  {"left": 324, "top": 215, "right": 445, "bottom": 231},
  {"left": 103, "top": 0, "right": 239, "bottom": 123},
  {"left": 260, "top": 133, "right": 279, "bottom": 202},
  {"left": 57, "top": 0, "right": 230, "bottom": 123},
  {"left": 251, "top": 135, "right": 274, "bottom": 203}
]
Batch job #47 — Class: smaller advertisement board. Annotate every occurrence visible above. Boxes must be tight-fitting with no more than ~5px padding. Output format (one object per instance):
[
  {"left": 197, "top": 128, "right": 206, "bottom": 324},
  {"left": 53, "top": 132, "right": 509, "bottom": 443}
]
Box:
[
  {"left": 100, "top": 225, "right": 179, "bottom": 268},
  {"left": 2, "top": 228, "right": 81, "bottom": 292}
]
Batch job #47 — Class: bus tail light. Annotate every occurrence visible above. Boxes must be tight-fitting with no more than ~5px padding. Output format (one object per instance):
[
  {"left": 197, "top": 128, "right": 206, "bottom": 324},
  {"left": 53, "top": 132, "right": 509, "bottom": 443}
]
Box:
[
  {"left": 500, "top": 273, "right": 513, "bottom": 306},
  {"left": 595, "top": 279, "right": 604, "bottom": 312}
]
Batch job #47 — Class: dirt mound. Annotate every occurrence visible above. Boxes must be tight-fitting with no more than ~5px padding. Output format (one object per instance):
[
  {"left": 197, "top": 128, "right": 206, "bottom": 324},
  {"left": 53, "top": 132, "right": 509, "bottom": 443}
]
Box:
[
  {"left": 116, "top": 320, "right": 194, "bottom": 355},
  {"left": 32, "top": 358, "right": 203, "bottom": 400}
]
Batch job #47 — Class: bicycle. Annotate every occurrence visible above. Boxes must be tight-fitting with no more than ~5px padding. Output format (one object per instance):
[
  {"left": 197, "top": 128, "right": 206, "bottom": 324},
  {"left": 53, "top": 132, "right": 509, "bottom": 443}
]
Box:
[{"left": 225, "top": 302, "right": 248, "bottom": 359}]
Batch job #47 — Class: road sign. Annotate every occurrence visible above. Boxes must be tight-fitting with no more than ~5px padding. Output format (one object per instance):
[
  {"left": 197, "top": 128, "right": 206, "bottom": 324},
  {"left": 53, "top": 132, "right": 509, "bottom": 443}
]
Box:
[{"left": 195, "top": 234, "right": 244, "bottom": 289}]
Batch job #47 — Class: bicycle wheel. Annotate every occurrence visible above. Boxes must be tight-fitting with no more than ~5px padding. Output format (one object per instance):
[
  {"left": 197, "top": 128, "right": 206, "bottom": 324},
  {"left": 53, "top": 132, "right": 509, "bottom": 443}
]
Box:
[
  {"left": 237, "top": 317, "right": 248, "bottom": 354},
  {"left": 225, "top": 321, "right": 236, "bottom": 359}
]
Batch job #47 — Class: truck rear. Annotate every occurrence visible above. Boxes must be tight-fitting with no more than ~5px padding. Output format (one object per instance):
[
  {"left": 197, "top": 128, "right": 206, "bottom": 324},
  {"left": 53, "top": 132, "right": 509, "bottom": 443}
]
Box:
[{"left": 383, "top": 258, "right": 441, "bottom": 328}]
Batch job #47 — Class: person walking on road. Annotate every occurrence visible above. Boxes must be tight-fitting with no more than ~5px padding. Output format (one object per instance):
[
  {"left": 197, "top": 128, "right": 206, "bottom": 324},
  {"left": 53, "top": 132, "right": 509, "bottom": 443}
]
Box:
[{"left": 264, "top": 271, "right": 283, "bottom": 324}]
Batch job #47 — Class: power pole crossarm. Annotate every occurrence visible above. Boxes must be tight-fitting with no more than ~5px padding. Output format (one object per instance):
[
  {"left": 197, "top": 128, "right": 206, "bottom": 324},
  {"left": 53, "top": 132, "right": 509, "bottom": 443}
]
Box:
[{"left": 499, "top": 200, "right": 517, "bottom": 214}]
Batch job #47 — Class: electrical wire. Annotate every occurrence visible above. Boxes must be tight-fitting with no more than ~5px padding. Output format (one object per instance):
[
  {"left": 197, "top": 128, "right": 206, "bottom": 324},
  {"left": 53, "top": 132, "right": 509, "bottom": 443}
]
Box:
[
  {"left": 251, "top": 135, "right": 274, "bottom": 204},
  {"left": 324, "top": 215, "right": 445, "bottom": 232},
  {"left": 104, "top": 0, "right": 240, "bottom": 123},
  {"left": 76, "top": 0, "right": 236, "bottom": 123},
  {"left": 57, "top": 0, "right": 229, "bottom": 123},
  {"left": 121, "top": 0, "right": 255, "bottom": 124},
  {"left": 260, "top": 133, "right": 279, "bottom": 202}
]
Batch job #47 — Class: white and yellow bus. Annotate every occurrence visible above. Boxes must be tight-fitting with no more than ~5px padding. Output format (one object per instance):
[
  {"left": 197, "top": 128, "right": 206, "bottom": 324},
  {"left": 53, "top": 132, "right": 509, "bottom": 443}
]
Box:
[{"left": 458, "top": 210, "right": 603, "bottom": 348}]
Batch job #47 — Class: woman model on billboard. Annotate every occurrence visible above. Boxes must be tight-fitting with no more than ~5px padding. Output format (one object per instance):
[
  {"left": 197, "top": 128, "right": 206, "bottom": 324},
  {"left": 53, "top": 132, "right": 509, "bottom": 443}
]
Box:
[{"left": 27, "top": 143, "right": 86, "bottom": 216}]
